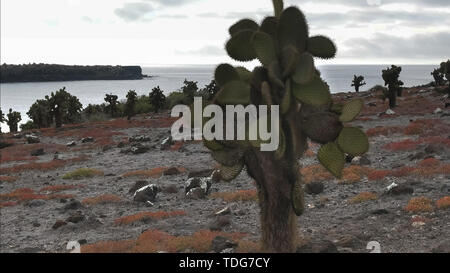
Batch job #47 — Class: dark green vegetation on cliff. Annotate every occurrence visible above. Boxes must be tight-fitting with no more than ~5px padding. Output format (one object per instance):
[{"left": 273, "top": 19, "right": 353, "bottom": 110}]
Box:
[{"left": 0, "top": 64, "right": 145, "bottom": 83}]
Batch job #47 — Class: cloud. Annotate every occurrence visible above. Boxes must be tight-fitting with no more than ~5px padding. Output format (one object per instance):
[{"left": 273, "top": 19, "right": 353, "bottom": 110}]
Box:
[
  {"left": 341, "top": 31, "right": 450, "bottom": 59},
  {"left": 176, "top": 45, "right": 224, "bottom": 56},
  {"left": 289, "top": 0, "right": 450, "bottom": 7},
  {"left": 114, "top": 2, "right": 154, "bottom": 22}
]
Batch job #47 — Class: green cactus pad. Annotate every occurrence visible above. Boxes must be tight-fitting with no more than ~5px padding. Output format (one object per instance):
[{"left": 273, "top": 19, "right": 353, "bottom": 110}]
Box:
[
  {"left": 252, "top": 31, "right": 278, "bottom": 67},
  {"left": 307, "top": 35, "right": 337, "bottom": 59},
  {"left": 292, "top": 52, "right": 315, "bottom": 84},
  {"left": 278, "top": 7, "right": 308, "bottom": 53},
  {"left": 281, "top": 45, "right": 300, "bottom": 77},
  {"left": 292, "top": 179, "right": 305, "bottom": 216},
  {"left": 220, "top": 162, "right": 244, "bottom": 182},
  {"left": 275, "top": 128, "right": 286, "bottom": 159},
  {"left": 260, "top": 16, "right": 278, "bottom": 37},
  {"left": 215, "top": 80, "right": 251, "bottom": 105},
  {"left": 281, "top": 79, "right": 292, "bottom": 114},
  {"left": 318, "top": 142, "right": 345, "bottom": 178},
  {"left": 229, "top": 19, "right": 259, "bottom": 36},
  {"left": 235, "top": 66, "right": 252, "bottom": 83},
  {"left": 212, "top": 149, "right": 244, "bottom": 167},
  {"left": 268, "top": 61, "right": 285, "bottom": 88},
  {"left": 226, "top": 30, "right": 257, "bottom": 62},
  {"left": 215, "top": 64, "right": 240, "bottom": 87},
  {"left": 339, "top": 99, "right": 364, "bottom": 123},
  {"left": 337, "top": 127, "right": 369, "bottom": 156},
  {"left": 203, "top": 139, "right": 224, "bottom": 151},
  {"left": 301, "top": 112, "right": 343, "bottom": 144},
  {"left": 292, "top": 76, "right": 332, "bottom": 106},
  {"left": 261, "top": 81, "right": 273, "bottom": 105},
  {"left": 272, "top": 0, "right": 284, "bottom": 19}
]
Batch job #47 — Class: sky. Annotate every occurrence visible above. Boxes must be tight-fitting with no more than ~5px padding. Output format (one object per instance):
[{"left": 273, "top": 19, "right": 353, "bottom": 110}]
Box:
[{"left": 1, "top": 0, "right": 449, "bottom": 66}]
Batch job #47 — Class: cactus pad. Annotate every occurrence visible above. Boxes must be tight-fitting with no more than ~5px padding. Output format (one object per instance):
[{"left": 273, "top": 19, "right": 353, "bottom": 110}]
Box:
[
  {"left": 339, "top": 99, "right": 364, "bottom": 123},
  {"left": 301, "top": 112, "right": 343, "bottom": 144},
  {"left": 307, "top": 35, "right": 336, "bottom": 59},
  {"left": 229, "top": 19, "right": 259, "bottom": 36},
  {"left": 278, "top": 7, "right": 308, "bottom": 53},
  {"left": 220, "top": 162, "right": 244, "bottom": 182},
  {"left": 292, "top": 52, "right": 315, "bottom": 84},
  {"left": 215, "top": 80, "right": 251, "bottom": 105},
  {"left": 318, "top": 142, "right": 345, "bottom": 178},
  {"left": 292, "top": 76, "right": 332, "bottom": 106},
  {"left": 252, "top": 31, "right": 278, "bottom": 67},
  {"left": 226, "top": 30, "right": 257, "bottom": 62},
  {"left": 215, "top": 64, "right": 240, "bottom": 87},
  {"left": 337, "top": 127, "right": 369, "bottom": 156}
]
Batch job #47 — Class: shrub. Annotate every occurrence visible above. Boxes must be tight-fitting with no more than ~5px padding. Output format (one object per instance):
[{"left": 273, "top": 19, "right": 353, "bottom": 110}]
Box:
[
  {"left": 404, "top": 197, "right": 433, "bottom": 213},
  {"left": 366, "top": 126, "right": 403, "bottom": 137},
  {"left": 436, "top": 196, "right": 450, "bottom": 210},
  {"left": 82, "top": 194, "right": 122, "bottom": 205},
  {"left": 209, "top": 190, "right": 258, "bottom": 203},
  {"left": 82, "top": 240, "right": 136, "bottom": 253},
  {"left": 0, "top": 176, "right": 18, "bottom": 183},
  {"left": 0, "top": 156, "right": 88, "bottom": 174},
  {"left": 0, "top": 188, "right": 75, "bottom": 204},
  {"left": 39, "top": 185, "right": 81, "bottom": 193},
  {"left": 348, "top": 192, "right": 378, "bottom": 204},
  {"left": 367, "top": 170, "right": 390, "bottom": 181},
  {"left": 62, "top": 168, "right": 103, "bottom": 180},
  {"left": 418, "top": 158, "right": 440, "bottom": 168},
  {"left": 114, "top": 211, "right": 187, "bottom": 225},
  {"left": 122, "top": 167, "right": 186, "bottom": 178}
]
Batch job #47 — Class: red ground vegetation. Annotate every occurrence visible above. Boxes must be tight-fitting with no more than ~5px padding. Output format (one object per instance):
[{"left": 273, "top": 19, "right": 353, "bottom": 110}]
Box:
[
  {"left": 122, "top": 167, "right": 186, "bottom": 178},
  {"left": 114, "top": 211, "right": 187, "bottom": 225},
  {"left": 0, "top": 176, "right": 18, "bottom": 183},
  {"left": 209, "top": 190, "right": 258, "bottom": 202},
  {"left": 0, "top": 155, "right": 88, "bottom": 174},
  {"left": 39, "top": 184, "right": 82, "bottom": 193},
  {"left": 404, "top": 197, "right": 434, "bottom": 213},
  {"left": 0, "top": 143, "right": 67, "bottom": 163},
  {"left": 0, "top": 187, "right": 75, "bottom": 206}
]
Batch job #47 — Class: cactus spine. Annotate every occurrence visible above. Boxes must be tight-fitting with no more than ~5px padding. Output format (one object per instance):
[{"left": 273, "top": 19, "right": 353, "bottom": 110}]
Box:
[{"left": 206, "top": 0, "right": 369, "bottom": 252}]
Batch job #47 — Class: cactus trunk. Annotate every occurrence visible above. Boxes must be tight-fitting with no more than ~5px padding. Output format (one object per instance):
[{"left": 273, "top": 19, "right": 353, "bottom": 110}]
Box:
[
  {"left": 388, "top": 87, "right": 397, "bottom": 109},
  {"left": 245, "top": 150, "right": 299, "bottom": 253}
]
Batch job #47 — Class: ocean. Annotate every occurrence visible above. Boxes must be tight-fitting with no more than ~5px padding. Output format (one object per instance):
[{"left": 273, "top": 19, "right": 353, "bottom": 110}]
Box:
[{"left": 0, "top": 64, "right": 437, "bottom": 132}]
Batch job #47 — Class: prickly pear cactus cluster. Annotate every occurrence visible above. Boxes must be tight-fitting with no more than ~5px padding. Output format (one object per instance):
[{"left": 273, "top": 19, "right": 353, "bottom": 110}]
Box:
[
  {"left": 351, "top": 75, "right": 366, "bottom": 92},
  {"left": 204, "top": 0, "right": 369, "bottom": 213},
  {"left": 382, "top": 65, "right": 403, "bottom": 107},
  {"left": 440, "top": 60, "right": 450, "bottom": 86}
]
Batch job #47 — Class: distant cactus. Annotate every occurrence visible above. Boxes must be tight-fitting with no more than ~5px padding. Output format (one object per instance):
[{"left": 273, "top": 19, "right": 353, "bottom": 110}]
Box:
[
  {"left": 124, "top": 90, "right": 138, "bottom": 120},
  {"left": 202, "top": 80, "right": 219, "bottom": 101},
  {"left": 351, "top": 75, "right": 366, "bottom": 92},
  {"left": 6, "top": 108, "right": 21, "bottom": 133},
  {"left": 181, "top": 79, "right": 199, "bottom": 104},
  {"left": 440, "top": 60, "right": 450, "bottom": 94},
  {"left": 203, "top": 0, "right": 369, "bottom": 252},
  {"left": 0, "top": 108, "right": 5, "bottom": 133},
  {"left": 149, "top": 86, "right": 166, "bottom": 113},
  {"left": 46, "top": 87, "right": 82, "bottom": 128},
  {"left": 104, "top": 93, "right": 119, "bottom": 117},
  {"left": 27, "top": 99, "right": 53, "bottom": 128},
  {"left": 382, "top": 65, "right": 403, "bottom": 108},
  {"left": 431, "top": 68, "right": 445, "bottom": 86}
]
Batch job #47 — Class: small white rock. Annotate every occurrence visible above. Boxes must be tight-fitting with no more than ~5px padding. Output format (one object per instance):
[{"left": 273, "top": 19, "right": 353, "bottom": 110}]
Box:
[
  {"left": 434, "top": 108, "right": 443, "bottom": 114},
  {"left": 385, "top": 109, "right": 396, "bottom": 115}
]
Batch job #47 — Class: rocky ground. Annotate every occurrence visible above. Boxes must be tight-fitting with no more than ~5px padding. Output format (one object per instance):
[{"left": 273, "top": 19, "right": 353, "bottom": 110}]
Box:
[{"left": 0, "top": 86, "right": 449, "bottom": 253}]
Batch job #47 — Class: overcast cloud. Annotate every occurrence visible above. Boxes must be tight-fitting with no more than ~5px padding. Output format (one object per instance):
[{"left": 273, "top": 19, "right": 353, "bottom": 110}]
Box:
[{"left": 1, "top": 0, "right": 449, "bottom": 65}]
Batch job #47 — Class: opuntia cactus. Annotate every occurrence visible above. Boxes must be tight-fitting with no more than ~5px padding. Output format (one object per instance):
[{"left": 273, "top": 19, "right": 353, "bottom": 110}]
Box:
[
  {"left": 440, "top": 60, "right": 450, "bottom": 95},
  {"left": 105, "top": 93, "right": 119, "bottom": 117},
  {"left": 203, "top": 0, "right": 369, "bottom": 252},
  {"left": 46, "top": 87, "right": 82, "bottom": 128},
  {"left": 351, "top": 75, "right": 366, "bottom": 93},
  {"left": 431, "top": 68, "right": 445, "bottom": 86},
  {"left": 6, "top": 108, "right": 22, "bottom": 133},
  {"left": 382, "top": 65, "right": 403, "bottom": 108},
  {"left": 124, "top": 90, "right": 138, "bottom": 120},
  {"left": 149, "top": 86, "right": 166, "bottom": 113},
  {"left": 0, "top": 108, "right": 5, "bottom": 133},
  {"left": 27, "top": 99, "right": 53, "bottom": 128}
]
